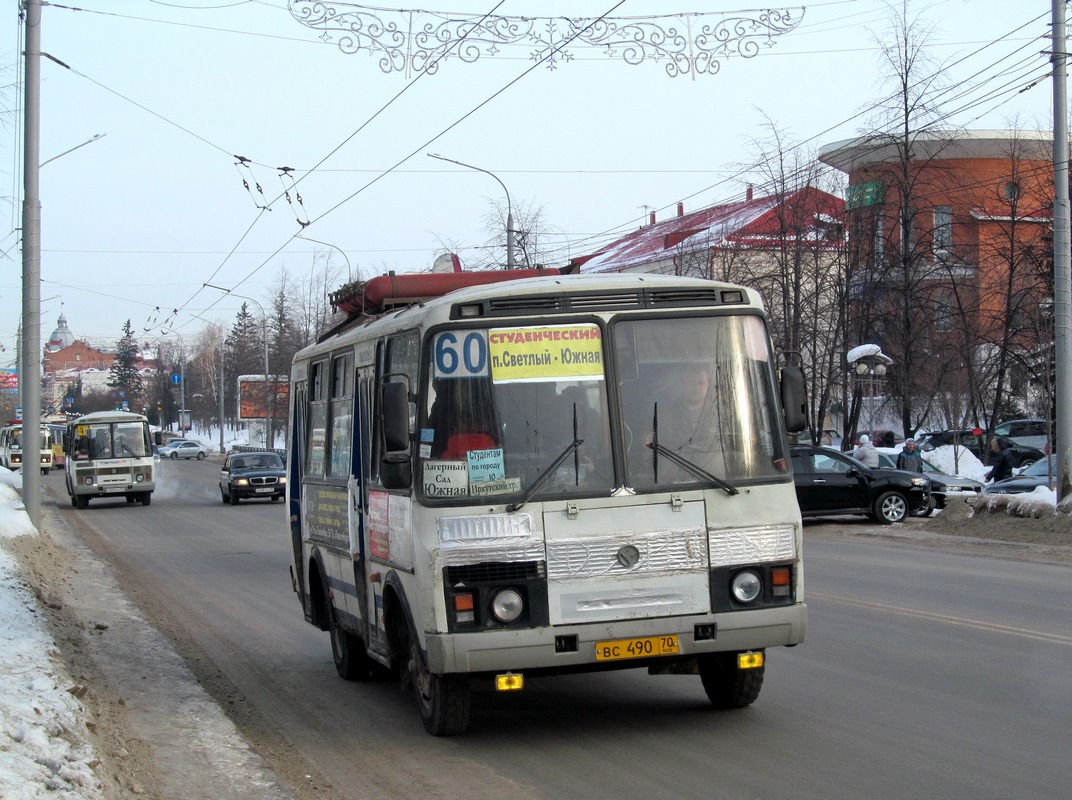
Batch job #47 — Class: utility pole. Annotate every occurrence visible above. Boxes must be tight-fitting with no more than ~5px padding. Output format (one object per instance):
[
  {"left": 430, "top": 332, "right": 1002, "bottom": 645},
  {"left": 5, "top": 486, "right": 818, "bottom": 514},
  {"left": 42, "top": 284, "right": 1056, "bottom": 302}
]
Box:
[
  {"left": 21, "top": 0, "right": 42, "bottom": 531},
  {"left": 1052, "top": 0, "right": 1072, "bottom": 501}
]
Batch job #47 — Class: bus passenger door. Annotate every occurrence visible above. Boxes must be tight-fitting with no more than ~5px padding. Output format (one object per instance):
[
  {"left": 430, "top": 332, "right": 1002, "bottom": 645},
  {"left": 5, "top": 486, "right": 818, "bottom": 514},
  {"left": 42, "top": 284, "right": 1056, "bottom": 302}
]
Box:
[
  {"left": 357, "top": 367, "right": 389, "bottom": 658},
  {"left": 289, "top": 381, "right": 308, "bottom": 618}
]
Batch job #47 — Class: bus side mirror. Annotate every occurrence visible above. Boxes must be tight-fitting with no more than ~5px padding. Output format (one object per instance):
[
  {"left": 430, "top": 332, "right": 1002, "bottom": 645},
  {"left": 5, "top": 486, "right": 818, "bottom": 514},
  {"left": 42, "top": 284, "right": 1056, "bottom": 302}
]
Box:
[
  {"left": 381, "top": 381, "right": 411, "bottom": 453},
  {"left": 780, "top": 365, "right": 808, "bottom": 434}
]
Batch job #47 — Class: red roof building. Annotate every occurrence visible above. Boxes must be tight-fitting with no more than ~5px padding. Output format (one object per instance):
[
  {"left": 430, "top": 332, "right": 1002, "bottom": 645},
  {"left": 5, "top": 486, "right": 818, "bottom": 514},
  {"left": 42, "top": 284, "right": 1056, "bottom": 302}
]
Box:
[{"left": 572, "top": 186, "right": 845, "bottom": 276}]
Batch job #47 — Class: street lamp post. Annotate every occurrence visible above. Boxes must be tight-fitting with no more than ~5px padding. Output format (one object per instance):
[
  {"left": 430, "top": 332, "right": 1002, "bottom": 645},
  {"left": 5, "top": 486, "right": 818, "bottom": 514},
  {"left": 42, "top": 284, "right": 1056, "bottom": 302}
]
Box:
[
  {"left": 204, "top": 284, "right": 270, "bottom": 449},
  {"left": 428, "top": 153, "right": 516, "bottom": 269},
  {"left": 297, "top": 234, "right": 352, "bottom": 282},
  {"left": 847, "top": 344, "right": 893, "bottom": 442}
]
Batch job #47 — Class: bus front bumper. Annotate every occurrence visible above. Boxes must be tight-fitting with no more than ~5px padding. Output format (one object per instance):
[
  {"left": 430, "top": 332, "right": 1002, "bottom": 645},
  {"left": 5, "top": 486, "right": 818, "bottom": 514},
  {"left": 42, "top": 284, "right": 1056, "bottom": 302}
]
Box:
[{"left": 423, "top": 604, "right": 806, "bottom": 675}]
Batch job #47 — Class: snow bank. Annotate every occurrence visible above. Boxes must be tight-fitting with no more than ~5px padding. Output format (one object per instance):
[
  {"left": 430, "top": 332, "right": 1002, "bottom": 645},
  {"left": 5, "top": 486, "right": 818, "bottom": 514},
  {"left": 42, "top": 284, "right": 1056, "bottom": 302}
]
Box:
[{"left": 0, "top": 471, "right": 104, "bottom": 800}]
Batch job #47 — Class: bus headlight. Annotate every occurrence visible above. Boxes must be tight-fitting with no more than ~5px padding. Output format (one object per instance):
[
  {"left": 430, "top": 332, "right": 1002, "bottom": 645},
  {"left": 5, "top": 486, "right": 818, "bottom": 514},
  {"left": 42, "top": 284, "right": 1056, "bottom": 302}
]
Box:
[
  {"left": 731, "top": 571, "right": 762, "bottom": 604},
  {"left": 490, "top": 588, "right": 524, "bottom": 623},
  {"left": 135, "top": 474, "right": 144, "bottom": 482},
  {"left": 82, "top": 476, "right": 94, "bottom": 485}
]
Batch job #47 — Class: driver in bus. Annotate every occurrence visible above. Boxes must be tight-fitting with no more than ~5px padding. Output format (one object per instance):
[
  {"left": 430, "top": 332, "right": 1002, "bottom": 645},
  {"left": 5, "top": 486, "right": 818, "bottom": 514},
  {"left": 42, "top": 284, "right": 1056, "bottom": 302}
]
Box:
[{"left": 642, "top": 363, "right": 728, "bottom": 483}]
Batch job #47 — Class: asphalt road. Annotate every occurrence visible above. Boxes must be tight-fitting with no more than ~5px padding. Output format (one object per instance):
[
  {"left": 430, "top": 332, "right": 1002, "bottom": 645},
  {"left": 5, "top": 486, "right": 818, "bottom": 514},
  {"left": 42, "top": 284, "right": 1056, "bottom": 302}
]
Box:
[{"left": 47, "top": 459, "right": 1072, "bottom": 800}]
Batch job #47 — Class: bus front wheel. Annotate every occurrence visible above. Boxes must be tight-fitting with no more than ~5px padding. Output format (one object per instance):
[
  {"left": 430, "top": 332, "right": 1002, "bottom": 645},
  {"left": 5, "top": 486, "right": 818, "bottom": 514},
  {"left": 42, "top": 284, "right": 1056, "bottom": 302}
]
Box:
[
  {"left": 699, "top": 651, "right": 764, "bottom": 709},
  {"left": 74, "top": 495, "right": 89, "bottom": 510},
  {"left": 397, "top": 619, "right": 470, "bottom": 736}
]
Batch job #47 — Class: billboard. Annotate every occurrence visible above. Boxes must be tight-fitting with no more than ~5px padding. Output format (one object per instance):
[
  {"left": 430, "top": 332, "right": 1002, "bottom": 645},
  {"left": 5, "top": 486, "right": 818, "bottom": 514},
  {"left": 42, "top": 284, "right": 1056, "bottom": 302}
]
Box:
[
  {"left": 237, "top": 375, "right": 289, "bottom": 421},
  {"left": 0, "top": 369, "right": 17, "bottom": 395}
]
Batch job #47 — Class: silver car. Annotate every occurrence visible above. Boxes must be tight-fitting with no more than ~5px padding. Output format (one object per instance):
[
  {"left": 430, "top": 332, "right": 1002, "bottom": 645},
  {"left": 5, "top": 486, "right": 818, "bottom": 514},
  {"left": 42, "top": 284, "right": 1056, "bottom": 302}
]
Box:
[{"left": 159, "top": 439, "right": 209, "bottom": 460}]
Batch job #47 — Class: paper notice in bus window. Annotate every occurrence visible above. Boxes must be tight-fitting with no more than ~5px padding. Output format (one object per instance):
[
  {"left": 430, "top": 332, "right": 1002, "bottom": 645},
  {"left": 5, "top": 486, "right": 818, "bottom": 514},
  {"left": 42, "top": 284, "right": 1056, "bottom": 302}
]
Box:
[
  {"left": 470, "top": 477, "right": 521, "bottom": 496},
  {"left": 423, "top": 461, "right": 470, "bottom": 497},
  {"left": 489, "top": 325, "right": 603, "bottom": 383},
  {"left": 467, "top": 448, "right": 504, "bottom": 483}
]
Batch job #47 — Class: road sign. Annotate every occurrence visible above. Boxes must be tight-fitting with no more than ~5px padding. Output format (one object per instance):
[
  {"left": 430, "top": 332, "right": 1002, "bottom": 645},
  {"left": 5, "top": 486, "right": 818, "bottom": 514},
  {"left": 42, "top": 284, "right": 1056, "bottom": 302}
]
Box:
[{"left": 170, "top": 373, "right": 182, "bottom": 385}]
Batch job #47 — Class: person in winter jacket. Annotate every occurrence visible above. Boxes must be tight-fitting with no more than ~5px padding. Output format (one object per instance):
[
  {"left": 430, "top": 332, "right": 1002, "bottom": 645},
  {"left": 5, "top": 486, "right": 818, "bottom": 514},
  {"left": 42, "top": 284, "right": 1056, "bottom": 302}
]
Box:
[
  {"left": 984, "top": 437, "right": 1014, "bottom": 483},
  {"left": 896, "top": 438, "right": 924, "bottom": 472},
  {"left": 853, "top": 433, "right": 880, "bottom": 467}
]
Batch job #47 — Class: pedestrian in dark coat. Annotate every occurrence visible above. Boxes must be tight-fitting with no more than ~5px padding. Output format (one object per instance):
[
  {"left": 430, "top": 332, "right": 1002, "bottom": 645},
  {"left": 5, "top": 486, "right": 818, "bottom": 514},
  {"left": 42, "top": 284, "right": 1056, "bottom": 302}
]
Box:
[{"left": 984, "top": 437, "right": 1014, "bottom": 483}]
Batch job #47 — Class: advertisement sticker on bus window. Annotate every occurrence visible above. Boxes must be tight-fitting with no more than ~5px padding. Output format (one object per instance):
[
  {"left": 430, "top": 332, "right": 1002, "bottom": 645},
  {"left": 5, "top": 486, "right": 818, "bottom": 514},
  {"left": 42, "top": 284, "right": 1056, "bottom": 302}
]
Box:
[
  {"left": 467, "top": 448, "right": 504, "bottom": 483},
  {"left": 488, "top": 324, "right": 604, "bottom": 383},
  {"left": 422, "top": 461, "right": 470, "bottom": 497},
  {"left": 432, "top": 330, "right": 489, "bottom": 379}
]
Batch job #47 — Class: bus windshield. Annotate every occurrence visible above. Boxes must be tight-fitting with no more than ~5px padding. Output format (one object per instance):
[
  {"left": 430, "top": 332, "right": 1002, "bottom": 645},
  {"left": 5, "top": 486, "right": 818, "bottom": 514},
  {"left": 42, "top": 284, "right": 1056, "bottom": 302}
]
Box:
[
  {"left": 71, "top": 421, "right": 151, "bottom": 460},
  {"left": 615, "top": 315, "right": 784, "bottom": 488},
  {"left": 418, "top": 315, "right": 784, "bottom": 503}
]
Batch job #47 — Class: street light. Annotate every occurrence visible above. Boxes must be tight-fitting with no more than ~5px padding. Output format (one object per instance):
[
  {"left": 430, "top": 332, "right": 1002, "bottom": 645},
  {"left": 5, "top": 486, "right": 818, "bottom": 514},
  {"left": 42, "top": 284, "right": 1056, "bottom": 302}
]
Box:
[
  {"left": 297, "top": 234, "right": 352, "bottom": 282},
  {"left": 204, "top": 284, "right": 270, "bottom": 449},
  {"left": 847, "top": 344, "right": 893, "bottom": 440},
  {"left": 428, "top": 153, "right": 516, "bottom": 269}
]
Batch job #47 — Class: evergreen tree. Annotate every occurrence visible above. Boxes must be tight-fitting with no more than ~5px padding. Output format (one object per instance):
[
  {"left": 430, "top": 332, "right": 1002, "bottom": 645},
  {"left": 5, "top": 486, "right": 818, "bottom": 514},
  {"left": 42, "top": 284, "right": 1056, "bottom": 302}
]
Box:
[{"left": 107, "top": 320, "right": 144, "bottom": 410}]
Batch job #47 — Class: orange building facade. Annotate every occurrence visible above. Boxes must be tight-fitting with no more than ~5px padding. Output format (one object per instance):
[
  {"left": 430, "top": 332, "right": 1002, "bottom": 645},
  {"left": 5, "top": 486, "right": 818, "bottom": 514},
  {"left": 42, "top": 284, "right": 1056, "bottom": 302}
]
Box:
[{"left": 819, "top": 130, "right": 1053, "bottom": 419}]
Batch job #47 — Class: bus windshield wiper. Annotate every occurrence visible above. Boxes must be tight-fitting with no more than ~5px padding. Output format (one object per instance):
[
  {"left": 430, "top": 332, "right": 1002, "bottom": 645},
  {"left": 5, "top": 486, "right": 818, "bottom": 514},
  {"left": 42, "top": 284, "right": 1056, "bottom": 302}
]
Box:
[
  {"left": 507, "top": 438, "right": 584, "bottom": 513},
  {"left": 647, "top": 441, "right": 739, "bottom": 496}
]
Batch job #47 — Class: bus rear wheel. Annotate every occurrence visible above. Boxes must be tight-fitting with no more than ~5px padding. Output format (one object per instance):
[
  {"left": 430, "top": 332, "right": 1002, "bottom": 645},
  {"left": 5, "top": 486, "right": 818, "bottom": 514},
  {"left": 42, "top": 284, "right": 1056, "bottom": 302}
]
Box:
[
  {"left": 699, "top": 652, "right": 764, "bottom": 709},
  {"left": 323, "top": 583, "right": 376, "bottom": 681}
]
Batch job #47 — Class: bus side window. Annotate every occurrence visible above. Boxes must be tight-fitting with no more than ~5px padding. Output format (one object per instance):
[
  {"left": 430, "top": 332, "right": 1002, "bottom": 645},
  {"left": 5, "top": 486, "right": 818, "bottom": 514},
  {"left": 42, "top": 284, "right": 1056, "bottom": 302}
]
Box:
[{"left": 306, "top": 360, "right": 328, "bottom": 478}]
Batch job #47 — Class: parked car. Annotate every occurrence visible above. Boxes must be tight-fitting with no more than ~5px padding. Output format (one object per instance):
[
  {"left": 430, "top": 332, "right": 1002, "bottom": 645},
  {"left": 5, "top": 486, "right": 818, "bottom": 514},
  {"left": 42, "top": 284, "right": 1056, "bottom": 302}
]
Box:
[
  {"left": 158, "top": 439, "right": 209, "bottom": 460},
  {"left": 789, "top": 443, "right": 931, "bottom": 524},
  {"left": 916, "top": 429, "right": 1043, "bottom": 469},
  {"left": 992, "top": 418, "right": 1051, "bottom": 452},
  {"left": 875, "top": 448, "right": 984, "bottom": 516},
  {"left": 219, "top": 451, "right": 286, "bottom": 504},
  {"left": 983, "top": 455, "right": 1057, "bottom": 495}
]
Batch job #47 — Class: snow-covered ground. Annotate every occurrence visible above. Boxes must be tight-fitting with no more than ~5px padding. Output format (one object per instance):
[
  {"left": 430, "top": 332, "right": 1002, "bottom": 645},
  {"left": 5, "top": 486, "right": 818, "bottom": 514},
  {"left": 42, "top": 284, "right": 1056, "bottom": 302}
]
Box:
[{"left": 0, "top": 424, "right": 268, "bottom": 799}]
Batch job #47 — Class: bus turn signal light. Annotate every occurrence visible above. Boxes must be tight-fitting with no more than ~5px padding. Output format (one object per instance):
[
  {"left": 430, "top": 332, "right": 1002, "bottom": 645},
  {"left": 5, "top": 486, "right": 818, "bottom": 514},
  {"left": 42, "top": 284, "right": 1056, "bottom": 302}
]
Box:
[
  {"left": 453, "top": 592, "right": 475, "bottom": 624},
  {"left": 771, "top": 567, "right": 791, "bottom": 597}
]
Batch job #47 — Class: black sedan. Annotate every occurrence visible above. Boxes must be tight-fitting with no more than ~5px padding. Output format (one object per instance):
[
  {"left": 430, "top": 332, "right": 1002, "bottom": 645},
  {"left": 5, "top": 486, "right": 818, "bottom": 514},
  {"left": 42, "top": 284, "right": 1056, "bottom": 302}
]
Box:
[
  {"left": 219, "top": 451, "right": 286, "bottom": 504},
  {"left": 790, "top": 444, "right": 931, "bottom": 523},
  {"left": 983, "top": 456, "right": 1056, "bottom": 495}
]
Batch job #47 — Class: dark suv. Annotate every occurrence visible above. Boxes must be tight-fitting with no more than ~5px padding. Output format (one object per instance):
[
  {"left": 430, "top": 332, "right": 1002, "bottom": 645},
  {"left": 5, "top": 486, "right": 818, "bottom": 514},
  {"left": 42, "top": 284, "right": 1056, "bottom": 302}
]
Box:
[
  {"left": 916, "top": 429, "right": 1043, "bottom": 468},
  {"left": 789, "top": 444, "right": 931, "bottom": 524}
]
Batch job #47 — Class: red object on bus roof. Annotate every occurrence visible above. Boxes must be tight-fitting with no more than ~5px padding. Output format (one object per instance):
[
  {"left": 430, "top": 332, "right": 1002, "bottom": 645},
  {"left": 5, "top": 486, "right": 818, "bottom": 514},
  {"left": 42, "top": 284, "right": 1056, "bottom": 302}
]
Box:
[{"left": 330, "top": 268, "right": 565, "bottom": 317}]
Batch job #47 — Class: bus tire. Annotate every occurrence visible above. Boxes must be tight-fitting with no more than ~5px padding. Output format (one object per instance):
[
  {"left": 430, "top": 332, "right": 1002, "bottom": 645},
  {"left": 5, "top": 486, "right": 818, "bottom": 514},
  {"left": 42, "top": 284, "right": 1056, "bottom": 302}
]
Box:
[
  {"left": 397, "top": 617, "right": 470, "bottom": 735},
  {"left": 140, "top": 493, "right": 151, "bottom": 506},
  {"left": 126, "top": 495, "right": 136, "bottom": 503},
  {"left": 70, "top": 495, "right": 76, "bottom": 507},
  {"left": 75, "top": 495, "right": 88, "bottom": 510},
  {"left": 323, "top": 583, "right": 376, "bottom": 681},
  {"left": 699, "top": 652, "right": 764, "bottom": 709}
]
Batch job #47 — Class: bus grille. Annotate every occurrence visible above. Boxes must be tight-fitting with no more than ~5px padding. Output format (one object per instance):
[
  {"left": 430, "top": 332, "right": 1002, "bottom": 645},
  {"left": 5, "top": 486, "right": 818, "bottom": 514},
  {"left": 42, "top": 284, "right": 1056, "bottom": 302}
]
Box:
[{"left": 445, "top": 561, "right": 545, "bottom": 584}]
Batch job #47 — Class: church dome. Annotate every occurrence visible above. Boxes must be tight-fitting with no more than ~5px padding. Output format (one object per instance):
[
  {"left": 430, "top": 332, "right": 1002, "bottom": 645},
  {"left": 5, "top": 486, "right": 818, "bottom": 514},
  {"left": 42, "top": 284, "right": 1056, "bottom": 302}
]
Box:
[{"left": 46, "top": 313, "right": 75, "bottom": 352}]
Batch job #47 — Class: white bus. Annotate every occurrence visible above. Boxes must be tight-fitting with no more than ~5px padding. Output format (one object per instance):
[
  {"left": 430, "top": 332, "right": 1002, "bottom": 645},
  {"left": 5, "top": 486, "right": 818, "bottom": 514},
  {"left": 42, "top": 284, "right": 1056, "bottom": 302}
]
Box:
[
  {"left": 65, "top": 410, "right": 155, "bottom": 508},
  {"left": 0, "top": 424, "right": 53, "bottom": 474},
  {"left": 287, "top": 270, "right": 808, "bottom": 735}
]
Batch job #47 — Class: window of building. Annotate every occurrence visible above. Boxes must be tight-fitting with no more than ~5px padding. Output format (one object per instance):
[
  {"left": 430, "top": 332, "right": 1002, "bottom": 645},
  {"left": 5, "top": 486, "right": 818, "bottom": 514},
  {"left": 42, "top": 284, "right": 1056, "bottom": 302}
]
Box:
[
  {"left": 935, "top": 294, "right": 952, "bottom": 332},
  {"left": 933, "top": 205, "right": 952, "bottom": 255}
]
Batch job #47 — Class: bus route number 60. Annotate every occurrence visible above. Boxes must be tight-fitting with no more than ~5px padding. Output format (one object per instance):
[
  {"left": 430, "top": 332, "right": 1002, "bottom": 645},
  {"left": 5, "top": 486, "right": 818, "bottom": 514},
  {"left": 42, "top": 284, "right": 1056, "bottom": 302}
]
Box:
[{"left": 433, "top": 331, "right": 489, "bottom": 378}]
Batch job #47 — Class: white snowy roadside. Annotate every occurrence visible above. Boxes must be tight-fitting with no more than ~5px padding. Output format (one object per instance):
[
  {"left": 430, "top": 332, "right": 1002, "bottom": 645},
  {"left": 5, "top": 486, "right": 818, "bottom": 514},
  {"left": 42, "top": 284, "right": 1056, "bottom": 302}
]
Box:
[{"left": 0, "top": 469, "right": 105, "bottom": 800}]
